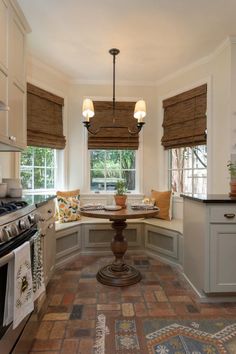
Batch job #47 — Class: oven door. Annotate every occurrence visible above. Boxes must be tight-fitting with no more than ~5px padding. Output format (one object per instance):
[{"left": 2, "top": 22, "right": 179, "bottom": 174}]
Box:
[{"left": 0, "top": 227, "right": 38, "bottom": 354}]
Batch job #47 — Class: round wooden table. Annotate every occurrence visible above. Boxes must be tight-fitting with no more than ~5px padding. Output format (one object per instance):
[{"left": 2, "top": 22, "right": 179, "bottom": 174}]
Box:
[{"left": 80, "top": 206, "right": 159, "bottom": 287}]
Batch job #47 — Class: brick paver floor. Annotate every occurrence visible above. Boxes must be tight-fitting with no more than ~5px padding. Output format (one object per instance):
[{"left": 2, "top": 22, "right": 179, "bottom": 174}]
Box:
[{"left": 22, "top": 255, "right": 236, "bottom": 353}]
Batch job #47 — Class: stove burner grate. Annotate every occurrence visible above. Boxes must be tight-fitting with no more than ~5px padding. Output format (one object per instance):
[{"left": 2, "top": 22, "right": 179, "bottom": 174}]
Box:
[{"left": 0, "top": 201, "right": 28, "bottom": 216}]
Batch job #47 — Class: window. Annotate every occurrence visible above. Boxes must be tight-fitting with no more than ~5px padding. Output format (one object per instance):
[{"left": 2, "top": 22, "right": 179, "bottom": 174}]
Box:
[
  {"left": 90, "top": 150, "right": 136, "bottom": 192},
  {"left": 20, "top": 147, "right": 57, "bottom": 192},
  {"left": 168, "top": 145, "right": 207, "bottom": 196}
]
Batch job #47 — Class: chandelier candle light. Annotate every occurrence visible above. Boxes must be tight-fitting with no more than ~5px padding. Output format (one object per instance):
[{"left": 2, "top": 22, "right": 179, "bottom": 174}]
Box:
[{"left": 82, "top": 48, "right": 146, "bottom": 135}]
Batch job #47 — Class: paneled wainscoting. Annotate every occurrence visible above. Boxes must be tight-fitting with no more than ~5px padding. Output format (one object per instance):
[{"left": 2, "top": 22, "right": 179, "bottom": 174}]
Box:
[{"left": 55, "top": 218, "right": 183, "bottom": 269}]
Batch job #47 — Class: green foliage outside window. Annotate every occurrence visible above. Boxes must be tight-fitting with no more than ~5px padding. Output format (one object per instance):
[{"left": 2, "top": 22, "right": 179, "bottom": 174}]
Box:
[
  {"left": 20, "top": 147, "right": 56, "bottom": 191},
  {"left": 90, "top": 150, "right": 136, "bottom": 192}
]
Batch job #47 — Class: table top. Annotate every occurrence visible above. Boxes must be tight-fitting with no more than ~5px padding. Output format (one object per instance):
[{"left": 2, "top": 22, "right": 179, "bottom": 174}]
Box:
[{"left": 80, "top": 206, "right": 159, "bottom": 220}]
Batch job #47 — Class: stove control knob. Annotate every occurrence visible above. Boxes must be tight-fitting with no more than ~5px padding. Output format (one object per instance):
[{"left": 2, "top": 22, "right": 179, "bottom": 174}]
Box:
[
  {"left": 9, "top": 224, "right": 18, "bottom": 238},
  {"left": 1, "top": 228, "right": 10, "bottom": 241},
  {"left": 19, "top": 219, "right": 27, "bottom": 230},
  {"left": 28, "top": 213, "right": 40, "bottom": 224},
  {"left": 28, "top": 214, "right": 35, "bottom": 224}
]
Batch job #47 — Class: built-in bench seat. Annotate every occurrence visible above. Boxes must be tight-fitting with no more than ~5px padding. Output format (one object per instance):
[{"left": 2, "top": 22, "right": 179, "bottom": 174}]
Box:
[{"left": 55, "top": 217, "right": 183, "bottom": 268}]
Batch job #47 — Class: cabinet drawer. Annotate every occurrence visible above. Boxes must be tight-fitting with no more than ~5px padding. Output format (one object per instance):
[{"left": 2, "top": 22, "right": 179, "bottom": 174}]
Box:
[{"left": 209, "top": 205, "right": 236, "bottom": 223}]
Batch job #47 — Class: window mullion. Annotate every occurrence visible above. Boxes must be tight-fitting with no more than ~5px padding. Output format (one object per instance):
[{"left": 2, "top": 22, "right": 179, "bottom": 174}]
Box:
[
  {"left": 44, "top": 149, "right": 47, "bottom": 190},
  {"left": 32, "top": 149, "right": 35, "bottom": 190},
  {"left": 104, "top": 150, "right": 107, "bottom": 192}
]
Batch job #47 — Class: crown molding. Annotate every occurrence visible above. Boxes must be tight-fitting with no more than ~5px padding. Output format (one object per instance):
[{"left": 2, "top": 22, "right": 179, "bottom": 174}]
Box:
[
  {"left": 155, "top": 37, "right": 231, "bottom": 87},
  {"left": 27, "top": 54, "right": 71, "bottom": 84},
  {"left": 9, "top": 0, "right": 31, "bottom": 33},
  {"left": 70, "top": 78, "right": 156, "bottom": 87},
  {"left": 27, "top": 37, "right": 234, "bottom": 89}
]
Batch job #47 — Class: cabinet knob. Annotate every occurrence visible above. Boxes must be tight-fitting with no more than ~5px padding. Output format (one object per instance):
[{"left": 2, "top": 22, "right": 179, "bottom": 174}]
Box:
[
  {"left": 48, "top": 223, "right": 54, "bottom": 229},
  {"left": 224, "top": 213, "right": 235, "bottom": 219},
  {"left": 9, "top": 136, "right": 16, "bottom": 142}
]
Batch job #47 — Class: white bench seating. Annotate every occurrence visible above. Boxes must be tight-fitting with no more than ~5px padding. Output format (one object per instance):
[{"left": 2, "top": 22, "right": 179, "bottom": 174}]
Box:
[{"left": 55, "top": 217, "right": 183, "bottom": 268}]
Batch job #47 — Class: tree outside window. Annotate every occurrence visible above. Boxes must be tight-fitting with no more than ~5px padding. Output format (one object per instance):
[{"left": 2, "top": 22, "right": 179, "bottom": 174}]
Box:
[
  {"left": 168, "top": 145, "right": 207, "bottom": 196},
  {"left": 90, "top": 150, "right": 136, "bottom": 192},
  {"left": 20, "top": 147, "right": 57, "bottom": 191}
]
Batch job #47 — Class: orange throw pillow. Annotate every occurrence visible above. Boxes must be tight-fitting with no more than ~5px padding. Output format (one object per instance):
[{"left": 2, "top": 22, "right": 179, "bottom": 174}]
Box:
[{"left": 151, "top": 190, "right": 172, "bottom": 221}]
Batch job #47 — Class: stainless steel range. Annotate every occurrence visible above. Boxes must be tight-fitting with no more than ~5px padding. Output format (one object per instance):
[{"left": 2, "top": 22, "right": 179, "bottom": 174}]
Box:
[{"left": 0, "top": 200, "right": 41, "bottom": 354}]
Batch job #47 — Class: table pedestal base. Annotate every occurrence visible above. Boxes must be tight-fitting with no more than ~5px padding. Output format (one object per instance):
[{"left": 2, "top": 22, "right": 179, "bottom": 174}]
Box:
[
  {"left": 97, "top": 264, "right": 141, "bottom": 287},
  {"left": 96, "top": 219, "right": 141, "bottom": 287}
]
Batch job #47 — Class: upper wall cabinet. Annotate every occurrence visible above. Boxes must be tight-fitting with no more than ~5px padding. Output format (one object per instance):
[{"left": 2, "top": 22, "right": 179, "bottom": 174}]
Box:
[
  {"left": 0, "top": 0, "right": 30, "bottom": 151},
  {"left": 0, "top": 0, "right": 8, "bottom": 72}
]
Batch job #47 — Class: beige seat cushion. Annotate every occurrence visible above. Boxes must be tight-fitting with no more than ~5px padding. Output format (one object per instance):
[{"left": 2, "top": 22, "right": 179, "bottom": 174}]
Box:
[{"left": 151, "top": 190, "right": 172, "bottom": 221}]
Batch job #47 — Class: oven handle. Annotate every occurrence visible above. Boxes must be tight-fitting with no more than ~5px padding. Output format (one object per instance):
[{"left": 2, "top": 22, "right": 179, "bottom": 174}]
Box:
[{"left": 0, "top": 229, "right": 39, "bottom": 268}]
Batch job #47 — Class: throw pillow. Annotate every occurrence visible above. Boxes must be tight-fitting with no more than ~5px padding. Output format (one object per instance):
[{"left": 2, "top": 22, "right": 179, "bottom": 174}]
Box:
[
  {"left": 151, "top": 190, "right": 172, "bottom": 221},
  {"left": 56, "top": 189, "right": 80, "bottom": 223}
]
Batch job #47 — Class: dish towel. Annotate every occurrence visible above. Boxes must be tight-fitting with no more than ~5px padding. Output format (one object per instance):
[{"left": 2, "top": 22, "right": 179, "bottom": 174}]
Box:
[
  {"left": 13, "top": 241, "right": 34, "bottom": 329},
  {"left": 32, "top": 231, "right": 45, "bottom": 301},
  {"left": 3, "top": 258, "right": 14, "bottom": 326}
]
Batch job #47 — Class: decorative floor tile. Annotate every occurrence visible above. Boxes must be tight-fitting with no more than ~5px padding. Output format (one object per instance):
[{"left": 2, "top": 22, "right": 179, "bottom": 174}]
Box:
[
  {"left": 115, "top": 334, "right": 140, "bottom": 350},
  {"left": 122, "top": 303, "right": 135, "bottom": 317},
  {"left": 25, "top": 255, "right": 236, "bottom": 353},
  {"left": 115, "top": 319, "right": 137, "bottom": 333},
  {"left": 69, "top": 304, "right": 83, "bottom": 320}
]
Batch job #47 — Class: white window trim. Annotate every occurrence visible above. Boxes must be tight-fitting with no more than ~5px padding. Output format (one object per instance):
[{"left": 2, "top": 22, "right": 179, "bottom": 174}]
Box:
[
  {"left": 82, "top": 96, "right": 144, "bottom": 195},
  {"left": 157, "top": 76, "right": 212, "bottom": 194}
]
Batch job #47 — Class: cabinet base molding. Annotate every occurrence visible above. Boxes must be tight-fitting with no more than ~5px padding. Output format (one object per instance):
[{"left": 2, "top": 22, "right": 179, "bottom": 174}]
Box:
[{"left": 183, "top": 272, "right": 236, "bottom": 303}]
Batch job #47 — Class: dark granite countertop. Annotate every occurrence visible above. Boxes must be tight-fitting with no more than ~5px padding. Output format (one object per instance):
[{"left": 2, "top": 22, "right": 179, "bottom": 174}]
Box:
[
  {"left": 181, "top": 194, "right": 236, "bottom": 203},
  {"left": 0, "top": 194, "right": 56, "bottom": 208},
  {"left": 22, "top": 194, "right": 56, "bottom": 208}
]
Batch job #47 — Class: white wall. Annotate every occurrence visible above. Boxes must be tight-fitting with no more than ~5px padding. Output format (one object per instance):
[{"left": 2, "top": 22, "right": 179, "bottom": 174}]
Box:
[
  {"left": 0, "top": 56, "right": 71, "bottom": 185},
  {"left": 26, "top": 56, "right": 70, "bottom": 189},
  {"left": 230, "top": 41, "right": 236, "bottom": 160},
  {"left": 1, "top": 38, "right": 234, "bottom": 213},
  {"left": 68, "top": 83, "right": 159, "bottom": 196},
  {"left": 68, "top": 39, "right": 234, "bottom": 200},
  {"left": 155, "top": 39, "right": 232, "bottom": 194},
  {"left": 0, "top": 152, "right": 16, "bottom": 178}
]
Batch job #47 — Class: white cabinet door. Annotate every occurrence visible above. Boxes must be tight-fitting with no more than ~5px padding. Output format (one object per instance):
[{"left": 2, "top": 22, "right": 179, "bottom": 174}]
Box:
[
  {"left": 0, "top": 0, "right": 8, "bottom": 72},
  {"left": 8, "top": 82, "right": 26, "bottom": 148},
  {"left": 210, "top": 224, "right": 236, "bottom": 292},
  {"left": 0, "top": 2, "right": 27, "bottom": 150},
  {"left": 0, "top": 70, "right": 8, "bottom": 141},
  {"left": 9, "top": 14, "right": 25, "bottom": 89},
  {"left": 38, "top": 200, "right": 56, "bottom": 286},
  {"left": 0, "top": 0, "right": 9, "bottom": 144},
  {"left": 7, "top": 7, "right": 26, "bottom": 149},
  {"left": 42, "top": 221, "right": 55, "bottom": 286}
]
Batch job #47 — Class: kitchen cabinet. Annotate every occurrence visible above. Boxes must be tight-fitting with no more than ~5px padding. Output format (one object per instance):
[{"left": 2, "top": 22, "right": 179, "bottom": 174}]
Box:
[
  {"left": 0, "top": 0, "right": 30, "bottom": 151},
  {"left": 183, "top": 195, "right": 236, "bottom": 296},
  {"left": 0, "top": 0, "right": 9, "bottom": 143},
  {"left": 37, "top": 199, "right": 56, "bottom": 286},
  {"left": 210, "top": 224, "right": 236, "bottom": 292}
]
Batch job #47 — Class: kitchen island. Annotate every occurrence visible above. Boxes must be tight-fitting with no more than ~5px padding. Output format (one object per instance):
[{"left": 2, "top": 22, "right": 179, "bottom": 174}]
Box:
[{"left": 182, "top": 194, "right": 236, "bottom": 298}]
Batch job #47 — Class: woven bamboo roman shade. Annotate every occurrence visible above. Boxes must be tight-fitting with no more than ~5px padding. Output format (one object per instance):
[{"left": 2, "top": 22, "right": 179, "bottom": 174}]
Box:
[
  {"left": 161, "top": 84, "right": 207, "bottom": 149},
  {"left": 88, "top": 101, "right": 139, "bottom": 150},
  {"left": 27, "top": 83, "right": 66, "bottom": 149}
]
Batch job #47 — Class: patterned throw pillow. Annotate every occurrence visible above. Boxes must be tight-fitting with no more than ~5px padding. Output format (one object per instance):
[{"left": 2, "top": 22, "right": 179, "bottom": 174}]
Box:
[{"left": 56, "top": 189, "right": 80, "bottom": 223}]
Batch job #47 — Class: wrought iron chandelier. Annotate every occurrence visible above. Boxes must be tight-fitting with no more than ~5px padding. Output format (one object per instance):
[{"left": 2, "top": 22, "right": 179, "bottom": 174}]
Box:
[{"left": 82, "top": 48, "right": 146, "bottom": 135}]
